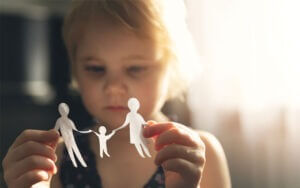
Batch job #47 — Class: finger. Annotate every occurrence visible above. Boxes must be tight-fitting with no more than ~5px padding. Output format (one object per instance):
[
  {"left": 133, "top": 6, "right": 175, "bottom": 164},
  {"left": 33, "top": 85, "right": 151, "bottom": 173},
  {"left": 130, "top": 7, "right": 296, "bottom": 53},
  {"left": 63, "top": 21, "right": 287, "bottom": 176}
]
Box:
[
  {"left": 12, "top": 129, "right": 60, "bottom": 149},
  {"left": 5, "top": 155, "right": 56, "bottom": 181},
  {"left": 143, "top": 122, "right": 174, "bottom": 138},
  {"left": 2, "top": 133, "right": 58, "bottom": 171},
  {"left": 145, "top": 120, "right": 157, "bottom": 126},
  {"left": 9, "top": 170, "right": 49, "bottom": 188},
  {"left": 3, "top": 141, "right": 57, "bottom": 171},
  {"left": 11, "top": 141, "right": 57, "bottom": 163},
  {"left": 155, "top": 144, "right": 205, "bottom": 166},
  {"left": 162, "top": 158, "right": 202, "bottom": 186},
  {"left": 155, "top": 128, "right": 203, "bottom": 150}
]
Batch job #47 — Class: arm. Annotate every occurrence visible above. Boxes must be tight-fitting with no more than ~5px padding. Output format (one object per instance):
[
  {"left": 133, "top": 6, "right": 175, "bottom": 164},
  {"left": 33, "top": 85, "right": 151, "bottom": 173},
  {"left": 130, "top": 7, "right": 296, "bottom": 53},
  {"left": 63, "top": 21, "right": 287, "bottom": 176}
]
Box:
[
  {"left": 92, "top": 131, "right": 100, "bottom": 137},
  {"left": 77, "top": 130, "right": 93, "bottom": 134},
  {"left": 113, "top": 114, "right": 129, "bottom": 132},
  {"left": 106, "top": 131, "right": 116, "bottom": 140},
  {"left": 139, "top": 114, "right": 147, "bottom": 127},
  {"left": 199, "top": 131, "right": 231, "bottom": 188},
  {"left": 70, "top": 120, "right": 78, "bottom": 131}
]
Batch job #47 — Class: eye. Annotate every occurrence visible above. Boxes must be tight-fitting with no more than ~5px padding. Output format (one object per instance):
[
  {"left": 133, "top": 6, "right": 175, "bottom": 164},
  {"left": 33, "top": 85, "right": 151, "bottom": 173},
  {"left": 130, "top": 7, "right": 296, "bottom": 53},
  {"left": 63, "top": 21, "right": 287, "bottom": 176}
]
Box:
[
  {"left": 85, "top": 65, "right": 106, "bottom": 74},
  {"left": 127, "top": 66, "right": 147, "bottom": 74}
]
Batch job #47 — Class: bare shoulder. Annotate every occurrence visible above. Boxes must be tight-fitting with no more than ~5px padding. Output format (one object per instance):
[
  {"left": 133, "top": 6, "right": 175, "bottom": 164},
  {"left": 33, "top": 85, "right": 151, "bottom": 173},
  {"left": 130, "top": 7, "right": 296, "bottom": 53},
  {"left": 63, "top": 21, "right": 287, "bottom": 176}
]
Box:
[
  {"left": 50, "top": 138, "right": 64, "bottom": 188},
  {"left": 198, "top": 131, "right": 225, "bottom": 157},
  {"left": 197, "top": 131, "right": 232, "bottom": 188}
]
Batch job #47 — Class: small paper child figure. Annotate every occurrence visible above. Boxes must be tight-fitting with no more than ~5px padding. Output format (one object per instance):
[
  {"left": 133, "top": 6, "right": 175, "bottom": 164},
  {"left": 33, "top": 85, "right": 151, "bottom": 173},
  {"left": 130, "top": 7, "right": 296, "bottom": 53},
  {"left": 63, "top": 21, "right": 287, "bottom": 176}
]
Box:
[
  {"left": 54, "top": 103, "right": 88, "bottom": 168},
  {"left": 113, "top": 98, "right": 151, "bottom": 158},
  {"left": 92, "top": 126, "right": 115, "bottom": 158}
]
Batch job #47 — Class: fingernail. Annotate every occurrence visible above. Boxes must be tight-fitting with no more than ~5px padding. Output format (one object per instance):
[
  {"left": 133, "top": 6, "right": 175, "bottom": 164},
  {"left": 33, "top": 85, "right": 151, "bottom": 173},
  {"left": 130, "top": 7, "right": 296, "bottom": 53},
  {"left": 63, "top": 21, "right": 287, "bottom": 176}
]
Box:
[
  {"left": 147, "top": 120, "right": 157, "bottom": 126},
  {"left": 53, "top": 154, "right": 58, "bottom": 162},
  {"left": 54, "top": 130, "right": 60, "bottom": 137},
  {"left": 38, "top": 171, "right": 49, "bottom": 180},
  {"left": 53, "top": 165, "right": 58, "bottom": 174}
]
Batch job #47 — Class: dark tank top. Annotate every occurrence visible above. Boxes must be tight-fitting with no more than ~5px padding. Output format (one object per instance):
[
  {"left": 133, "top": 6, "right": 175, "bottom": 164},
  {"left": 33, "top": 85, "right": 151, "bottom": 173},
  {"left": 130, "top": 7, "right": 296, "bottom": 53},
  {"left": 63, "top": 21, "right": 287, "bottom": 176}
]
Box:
[{"left": 59, "top": 132, "right": 165, "bottom": 188}]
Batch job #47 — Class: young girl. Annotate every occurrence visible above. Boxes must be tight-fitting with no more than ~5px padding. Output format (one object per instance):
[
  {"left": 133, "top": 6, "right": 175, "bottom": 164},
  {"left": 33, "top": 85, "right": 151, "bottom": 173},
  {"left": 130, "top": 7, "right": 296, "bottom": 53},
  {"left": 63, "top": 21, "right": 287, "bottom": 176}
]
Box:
[{"left": 2, "top": 0, "right": 231, "bottom": 187}]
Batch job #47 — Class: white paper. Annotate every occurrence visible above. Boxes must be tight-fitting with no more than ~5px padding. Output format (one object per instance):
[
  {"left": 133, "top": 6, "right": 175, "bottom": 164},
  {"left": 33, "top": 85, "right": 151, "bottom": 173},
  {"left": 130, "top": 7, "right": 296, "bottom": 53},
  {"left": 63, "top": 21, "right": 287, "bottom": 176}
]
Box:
[
  {"left": 54, "top": 103, "right": 88, "bottom": 168},
  {"left": 113, "top": 98, "right": 151, "bottom": 158},
  {"left": 93, "top": 126, "right": 115, "bottom": 158}
]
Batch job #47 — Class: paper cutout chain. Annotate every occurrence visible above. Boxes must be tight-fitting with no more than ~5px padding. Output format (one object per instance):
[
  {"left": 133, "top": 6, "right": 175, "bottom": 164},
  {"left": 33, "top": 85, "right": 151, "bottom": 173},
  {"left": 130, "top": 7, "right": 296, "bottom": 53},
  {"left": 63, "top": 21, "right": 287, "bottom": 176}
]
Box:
[{"left": 54, "top": 98, "right": 151, "bottom": 168}]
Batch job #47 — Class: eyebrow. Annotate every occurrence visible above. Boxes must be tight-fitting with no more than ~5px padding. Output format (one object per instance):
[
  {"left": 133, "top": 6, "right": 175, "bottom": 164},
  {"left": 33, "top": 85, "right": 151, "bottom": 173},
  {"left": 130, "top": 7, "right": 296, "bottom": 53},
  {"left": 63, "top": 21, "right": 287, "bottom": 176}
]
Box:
[
  {"left": 121, "top": 54, "right": 152, "bottom": 61},
  {"left": 80, "top": 56, "right": 106, "bottom": 63},
  {"left": 79, "top": 54, "right": 153, "bottom": 63}
]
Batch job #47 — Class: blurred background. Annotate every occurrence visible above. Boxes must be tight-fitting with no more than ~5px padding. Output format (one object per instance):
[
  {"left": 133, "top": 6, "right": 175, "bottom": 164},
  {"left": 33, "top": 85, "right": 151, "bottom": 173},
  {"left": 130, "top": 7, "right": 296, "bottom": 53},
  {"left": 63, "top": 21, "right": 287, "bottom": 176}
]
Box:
[{"left": 1, "top": 0, "right": 299, "bottom": 188}]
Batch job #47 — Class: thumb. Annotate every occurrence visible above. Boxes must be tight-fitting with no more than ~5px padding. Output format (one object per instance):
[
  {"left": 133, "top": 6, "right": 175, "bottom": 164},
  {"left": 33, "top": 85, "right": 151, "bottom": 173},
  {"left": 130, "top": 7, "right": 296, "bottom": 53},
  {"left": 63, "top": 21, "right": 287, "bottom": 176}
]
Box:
[
  {"left": 146, "top": 120, "right": 157, "bottom": 126},
  {"left": 46, "top": 129, "right": 60, "bottom": 150},
  {"left": 144, "top": 120, "right": 159, "bottom": 141}
]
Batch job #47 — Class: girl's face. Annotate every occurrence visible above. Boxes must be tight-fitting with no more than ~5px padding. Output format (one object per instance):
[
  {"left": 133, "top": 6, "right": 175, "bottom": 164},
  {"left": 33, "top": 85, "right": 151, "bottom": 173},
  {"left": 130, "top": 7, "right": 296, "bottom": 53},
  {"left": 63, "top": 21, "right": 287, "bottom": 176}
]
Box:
[{"left": 74, "top": 18, "right": 170, "bottom": 129}]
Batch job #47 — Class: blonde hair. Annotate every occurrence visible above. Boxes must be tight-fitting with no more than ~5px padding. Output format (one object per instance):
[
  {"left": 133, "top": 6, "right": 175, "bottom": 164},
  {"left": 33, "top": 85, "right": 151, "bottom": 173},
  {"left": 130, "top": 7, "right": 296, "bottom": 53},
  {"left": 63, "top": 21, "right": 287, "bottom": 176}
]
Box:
[{"left": 62, "top": 0, "right": 199, "bottom": 100}]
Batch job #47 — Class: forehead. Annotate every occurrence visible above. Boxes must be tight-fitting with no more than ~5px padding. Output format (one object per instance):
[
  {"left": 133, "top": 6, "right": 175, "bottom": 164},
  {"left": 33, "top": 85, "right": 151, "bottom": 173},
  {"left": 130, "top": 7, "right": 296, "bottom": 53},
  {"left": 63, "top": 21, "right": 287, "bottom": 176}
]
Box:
[{"left": 75, "top": 16, "right": 164, "bottom": 62}]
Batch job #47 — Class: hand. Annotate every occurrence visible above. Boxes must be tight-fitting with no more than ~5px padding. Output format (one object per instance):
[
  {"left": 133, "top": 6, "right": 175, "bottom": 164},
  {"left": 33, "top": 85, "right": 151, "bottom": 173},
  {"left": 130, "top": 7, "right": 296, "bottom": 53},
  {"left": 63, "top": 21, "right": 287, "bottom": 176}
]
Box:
[
  {"left": 2, "top": 129, "right": 59, "bottom": 188},
  {"left": 143, "top": 122, "right": 205, "bottom": 188}
]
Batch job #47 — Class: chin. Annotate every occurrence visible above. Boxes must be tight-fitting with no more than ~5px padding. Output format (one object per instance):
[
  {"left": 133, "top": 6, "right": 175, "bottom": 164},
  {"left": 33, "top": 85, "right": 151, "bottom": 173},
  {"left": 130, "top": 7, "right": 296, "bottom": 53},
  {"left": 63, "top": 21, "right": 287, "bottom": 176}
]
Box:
[
  {"left": 96, "top": 110, "right": 126, "bottom": 124},
  {"left": 99, "top": 117, "right": 125, "bottom": 130}
]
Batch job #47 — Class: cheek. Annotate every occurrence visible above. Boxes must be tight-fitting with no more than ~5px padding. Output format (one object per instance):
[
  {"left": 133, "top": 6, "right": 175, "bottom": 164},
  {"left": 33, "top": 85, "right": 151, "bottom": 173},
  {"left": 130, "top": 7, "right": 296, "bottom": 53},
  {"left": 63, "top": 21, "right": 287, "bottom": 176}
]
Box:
[
  {"left": 75, "top": 73, "right": 101, "bottom": 115},
  {"left": 79, "top": 79, "right": 101, "bottom": 102},
  {"left": 73, "top": 64, "right": 84, "bottom": 91},
  {"left": 75, "top": 65, "right": 98, "bottom": 93},
  {"left": 138, "top": 69, "right": 170, "bottom": 118},
  {"left": 151, "top": 66, "right": 170, "bottom": 99},
  {"left": 154, "top": 70, "right": 170, "bottom": 109},
  {"left": 79, "top": 87, "right": 102, "bottom": 119},
  {"left": 158, "top": 70, "right": 170, "bottom": 98}
]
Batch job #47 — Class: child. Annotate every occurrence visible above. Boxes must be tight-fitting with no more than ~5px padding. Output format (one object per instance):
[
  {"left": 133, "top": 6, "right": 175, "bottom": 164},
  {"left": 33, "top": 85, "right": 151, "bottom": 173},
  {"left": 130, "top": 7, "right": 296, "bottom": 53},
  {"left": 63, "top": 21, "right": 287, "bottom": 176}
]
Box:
[
  {"left": 2, "top": 0, "right": 231, "bottom": 187},
  {"left": 93, "top": 126, "right": 115, "bottom": 158}
]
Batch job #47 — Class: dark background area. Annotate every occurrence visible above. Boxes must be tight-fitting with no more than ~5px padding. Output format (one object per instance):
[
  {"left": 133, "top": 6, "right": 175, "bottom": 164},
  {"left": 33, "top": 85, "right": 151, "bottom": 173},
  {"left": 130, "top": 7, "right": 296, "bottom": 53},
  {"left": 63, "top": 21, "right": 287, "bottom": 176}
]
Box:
[{"left": 0, "top": 3, "right": 91, "bottom": 187}]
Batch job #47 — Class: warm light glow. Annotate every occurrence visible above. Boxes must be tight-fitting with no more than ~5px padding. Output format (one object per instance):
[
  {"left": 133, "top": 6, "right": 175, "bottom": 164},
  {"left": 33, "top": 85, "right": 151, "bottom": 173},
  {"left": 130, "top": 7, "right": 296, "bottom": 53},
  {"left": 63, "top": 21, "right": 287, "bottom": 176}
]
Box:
[
  {"left": 186, "top": 0, "right": 300, "bottom": 187},
  {"left": 161, "top": 0, "right": 201, "bottom": 84}
]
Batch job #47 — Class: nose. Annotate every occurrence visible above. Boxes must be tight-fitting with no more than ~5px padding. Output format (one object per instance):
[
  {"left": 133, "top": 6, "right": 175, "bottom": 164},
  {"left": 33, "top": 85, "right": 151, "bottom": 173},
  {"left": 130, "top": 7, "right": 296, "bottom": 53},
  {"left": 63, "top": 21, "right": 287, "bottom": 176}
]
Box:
[{"left": 103, "top": 73, "right": 127, "bottom": 95}]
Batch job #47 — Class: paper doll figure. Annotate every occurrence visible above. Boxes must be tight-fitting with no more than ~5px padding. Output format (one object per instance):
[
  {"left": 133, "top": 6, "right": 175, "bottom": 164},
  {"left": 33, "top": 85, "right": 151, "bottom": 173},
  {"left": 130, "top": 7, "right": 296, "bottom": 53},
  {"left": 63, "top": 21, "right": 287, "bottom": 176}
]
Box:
[
  {"left": 92, "top": 126, "right": 115, "bottom": 158},
  {"left": 54, "top": 103, "right": 88, "bottom": 168},
  {"left": 113, "top": 98, "right": 151, "bottom": 158}
]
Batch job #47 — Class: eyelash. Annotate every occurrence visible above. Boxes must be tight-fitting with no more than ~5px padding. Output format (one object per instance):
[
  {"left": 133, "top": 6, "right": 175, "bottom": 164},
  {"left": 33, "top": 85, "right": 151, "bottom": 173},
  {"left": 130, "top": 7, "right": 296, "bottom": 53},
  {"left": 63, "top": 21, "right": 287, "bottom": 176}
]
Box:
[
  {"left": 84, "top": 65, "right": 148, "bottom": 77},
  {"left": 127, "top": 66, "right": 147, "bottom": 73},
  {"left": 85, "top": 65, "right": 105, "bottom": 73}
]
